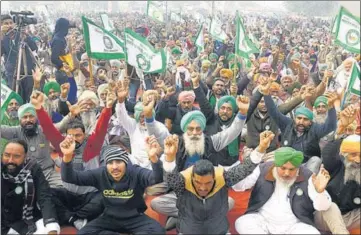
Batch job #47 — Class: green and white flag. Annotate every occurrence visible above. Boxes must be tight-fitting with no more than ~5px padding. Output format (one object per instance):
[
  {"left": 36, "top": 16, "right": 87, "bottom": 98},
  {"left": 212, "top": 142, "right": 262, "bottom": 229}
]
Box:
[
  {"left": 235, "top": 12, "right": 259, "bottom": 60},
  {"left": 1, "top": 83, "right": 15, "bottom": 122},
  {"left": 195, "top": 24, "right": 205, "bottom": 54},
  {"left": 147, "top": 1, "right": 164, "bottom": 23},
  {"left": 82, "top": 16, "right": 125, "bottom": 60},
  {"left": 124, "top": 28, "right": 166, "bottom": 73},
  {"left": 100, "top": 13, "right": 115, "bottom": 32},
  {"left": 170, "top": 11, "right": 184, "bottom": 23},
  {"left": 334, "top": 7, "right": 360, "bottom": 54},
  {"left": 209, "top": 16, "right": 228, "bottom": 42},
  {"left": 346, "top": 61, "right": 360, "bottom": 96}
]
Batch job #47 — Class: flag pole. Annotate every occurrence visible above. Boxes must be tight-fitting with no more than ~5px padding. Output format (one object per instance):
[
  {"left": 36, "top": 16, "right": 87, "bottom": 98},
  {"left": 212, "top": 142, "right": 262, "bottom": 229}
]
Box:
[{"left": 89, "top": 58, "right": 94, "bottom": 84}]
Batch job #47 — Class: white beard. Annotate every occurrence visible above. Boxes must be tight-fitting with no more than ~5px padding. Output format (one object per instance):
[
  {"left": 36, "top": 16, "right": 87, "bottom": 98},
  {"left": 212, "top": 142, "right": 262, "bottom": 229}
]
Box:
[
  {"left": 313, "top": 110, "right": 328, "bottom": 124},
  {"left": 183, "top": 133, "right": 205, "bottom": 156},
  {"left": 49, "top": 98, "right": 59, "bottom": 113},
  {"left": 80, "top": 111, "right": 97, "bottom": 130},
  {"left": 344, "top": 159, "right": 361, "bottom": 184},
  {"left": 273, "top": 167, "right": 298, "bottom": 188}
]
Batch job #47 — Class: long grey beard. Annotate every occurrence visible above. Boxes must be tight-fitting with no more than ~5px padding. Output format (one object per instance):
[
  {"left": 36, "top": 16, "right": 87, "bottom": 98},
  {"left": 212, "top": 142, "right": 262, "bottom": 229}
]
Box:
[
  {"left": 313, "top": 111, "right": 328, "bottom": 124},
  {"left": 183, "top": 133, "right": 205, "bottom": 156},
  {"left": 80, "top": 111, "right": 97, "bottom": 130},
  {"left": 344, "top": 159, "right": 361, "bottom": 184},
  {"left": 273, "top": 167, "right": 298, "bottom": 188}
]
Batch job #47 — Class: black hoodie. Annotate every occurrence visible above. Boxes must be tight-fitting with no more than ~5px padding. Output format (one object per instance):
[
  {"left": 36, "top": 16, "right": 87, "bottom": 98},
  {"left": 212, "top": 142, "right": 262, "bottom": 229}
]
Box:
[
  {"left": 51, "top": 18, "right": 70, "bottom": 70},
  {"left": 61, "top": 159, "right": 163, "bottom": 219}
]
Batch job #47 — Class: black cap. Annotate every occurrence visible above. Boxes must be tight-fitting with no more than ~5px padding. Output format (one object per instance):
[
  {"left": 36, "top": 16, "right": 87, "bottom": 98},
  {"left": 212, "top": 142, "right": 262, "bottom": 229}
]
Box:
[
  {"left": 1, "top": 14, "right": 12, "bottom": 22},
  {"left": 55, "top": 70, "right": 68, "bottom": 85}
]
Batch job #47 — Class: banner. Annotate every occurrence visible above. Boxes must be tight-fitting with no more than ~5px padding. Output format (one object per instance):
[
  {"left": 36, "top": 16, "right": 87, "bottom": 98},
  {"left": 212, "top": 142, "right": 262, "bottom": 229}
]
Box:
[
  {"left": 82, "top": 16, "right": 125, "bottom": 60},
  {"left": 334, "top": 7, "right": 360, "bottom": 53},
  {"left": 235, "top": 11, "right": 259, "bottom": 59},
  {"left": 124, "top": 28, "right": 166, "bottom": 74},
  {"left": 170, "top": 11, "right": 184, "bottom": 23},
  {"left": 100, "top": 13, "right": 115, "bottom": 32},
  {"left": 209, "top": 16, "right": 228, "bottom": 42},
  {"left": 194, "top": 24, "right": 205, "bottom": 54},
  {"left": 147, "top": 1, "right": 164, "bottom": 23}
]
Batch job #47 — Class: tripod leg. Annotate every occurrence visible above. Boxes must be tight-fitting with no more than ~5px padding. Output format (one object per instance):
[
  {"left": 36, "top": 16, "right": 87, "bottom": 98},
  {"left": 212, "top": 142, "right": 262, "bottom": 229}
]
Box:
[{"left": 14, "top": 45, "right": 23, "bottom": 93}]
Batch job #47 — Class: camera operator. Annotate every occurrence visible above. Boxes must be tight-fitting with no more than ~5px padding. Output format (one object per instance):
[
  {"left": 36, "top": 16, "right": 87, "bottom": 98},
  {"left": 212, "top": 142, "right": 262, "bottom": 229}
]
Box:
[
  {"left": 1, "top": 14, "right": 38, "bottom": 103},
  {"left": 50, "top": 18, "right": 76, "bottom": 80}
]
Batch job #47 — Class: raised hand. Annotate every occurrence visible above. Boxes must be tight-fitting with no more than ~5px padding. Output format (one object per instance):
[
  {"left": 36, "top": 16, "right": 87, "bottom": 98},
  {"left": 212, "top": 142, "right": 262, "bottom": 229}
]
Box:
[
  {"left": 300, "top": 85, "right": 315, "bottom": 100},
  {"left": 258, "top": 130, "right": 275, "bottom": 153},
  {"left": 258, "top": 75, "right": 272, "bottom": 95},
  {"left": 67, "top": 100, "right": 88, "bottom": 118},
  {"left": 145, "top": 135, "right": 162, "bottom": 163},
  {"left": 236, "top": 95, "right": 250, "bottom": 115},
  {"left": 324, "top": 91, "right": 338, "bottom": 108},
  {"left": 164, "top": 134, "right": 179, "bottom": 162},
  {"left": 143, "top": 96, "right": 155, "bottom": 118},
  {"left": 191, "top": 72, "right": 200, "bottom": 88},
  {"left": 30, "top": 91, "right": 45, "bottom": 110},
  {"left": 60, "top": 135, "right": 76, "bottom": 162},
  {"left": 165, "top": 86, "right": 176, "bottom": 99},
  {"left": 60, "top": 83, "right": 70, "bottom": 99},
  {"left": 116, "top": 80, "right": 129, "bottom": 103},
  {"left": 106, "top": 92, "right": 117, "bottom": 108},
  {"left": 63, "top": 63, "right": 72, "bottom": 75},
  {"left": 312, "top": 164, "right": 330, "bottom": 193},
  {"left": 339, "top": 104, "right": 359, "bottom": 128},
  {"left": 32, "top": 66, "right": 43, "bottom": 84},
  {"left": 142, "top": 90, "right": 159, "bottom": 106}
]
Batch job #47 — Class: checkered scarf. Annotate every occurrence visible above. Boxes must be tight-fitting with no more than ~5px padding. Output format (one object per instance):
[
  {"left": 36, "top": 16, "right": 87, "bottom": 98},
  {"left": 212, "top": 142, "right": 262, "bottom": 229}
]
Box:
[{"left": 2, "top": 159, "right": 37, "bottom": 234}]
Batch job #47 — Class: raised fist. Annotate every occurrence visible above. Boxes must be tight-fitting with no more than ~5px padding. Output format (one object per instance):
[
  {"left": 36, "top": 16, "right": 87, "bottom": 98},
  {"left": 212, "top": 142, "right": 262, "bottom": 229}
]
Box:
[
  {"left": 258, "top": 130, "right": 275, "bottom": 152},
  {"left": 30, "top": 91, "right": 45, "bottom": 110},
  {"left": 145, "top": 135, "right": 162, "bottom": 163},
  {"left": 164, "top": 134, "right": 179, "bottom": 162},
  {"left": 60, "top": 135, "right": 75, "bottom": 158},
  {"left": 236, "top": 95, "right": 250, "bottom": 115}
]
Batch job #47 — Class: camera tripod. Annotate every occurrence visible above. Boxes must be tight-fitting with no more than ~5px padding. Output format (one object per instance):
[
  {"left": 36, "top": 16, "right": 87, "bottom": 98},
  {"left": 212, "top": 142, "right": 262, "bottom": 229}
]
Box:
[{"left": 12, "top": 30, "right": 42, "bottom": 93}]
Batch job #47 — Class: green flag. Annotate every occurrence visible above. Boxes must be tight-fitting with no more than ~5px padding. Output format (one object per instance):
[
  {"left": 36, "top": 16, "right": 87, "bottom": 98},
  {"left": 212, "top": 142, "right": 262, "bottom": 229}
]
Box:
[
  {"left": 334, "top": 6, "right": 360, "bottom": 53},
  {"left": 1, "top": 83, "right": 15, "bottom": 123},
  {"left": 82, "top": 16, "right": 125, "bottom": 60},
  {"left": 347, "top": 61, "right": 360, "bottom": 96},
  {"left": 235, "top": 12, "right": 259, "bottom": 60},
  {"left": 147, "top": 1, "right": 164, "bottom": 23},
  {"left": 124, "top": 28, "right": 166, "bottom": 73},
  {"left": 195, "top": 24, "right": 205, "bottom": 54},
  {"left": 331, "top": 14, "right": 338, "bottom": 35}
]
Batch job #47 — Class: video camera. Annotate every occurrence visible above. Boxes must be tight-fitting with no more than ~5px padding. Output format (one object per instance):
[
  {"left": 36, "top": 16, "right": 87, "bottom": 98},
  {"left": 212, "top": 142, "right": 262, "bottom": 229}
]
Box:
[{"left": 10, "top": 11, "right": 37, "bottom": 26}]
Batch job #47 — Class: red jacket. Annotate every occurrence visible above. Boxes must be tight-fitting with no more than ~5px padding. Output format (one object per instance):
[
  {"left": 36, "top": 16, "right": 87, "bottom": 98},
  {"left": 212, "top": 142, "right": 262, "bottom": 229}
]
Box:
[{"left": 36, "top": 107, "right": 112, "bottom": 162}]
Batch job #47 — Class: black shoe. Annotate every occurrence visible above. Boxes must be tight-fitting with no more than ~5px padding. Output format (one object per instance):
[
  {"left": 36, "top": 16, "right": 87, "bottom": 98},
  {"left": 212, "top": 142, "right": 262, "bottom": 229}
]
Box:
[{"left": 165, "top": 216, "right": 177, "bottom": 231}]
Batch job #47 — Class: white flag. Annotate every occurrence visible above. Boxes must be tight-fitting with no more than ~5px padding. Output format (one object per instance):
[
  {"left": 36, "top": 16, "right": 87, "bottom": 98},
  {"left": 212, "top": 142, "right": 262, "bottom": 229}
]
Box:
[
  {"left": 100, "top": 13, "right": 115, "bottom": 32},
  {"left": 124, "top": 28, "right": 166, "bottom": 73},
  {"left": 195, "top": 24, "right": 205, "bottom": 54},
  {"left": 209, "top": 16, "right": 228, "bottom": 42},
  {"left": 334, "top": 7, "right": 360, "bottom": 54},
  {"left": 82, "top": 16, "right": 125, "bottom": 60},
  {"left": 147, "top": 1, "right": 164, "bottom": 23},
  {"left": 235, "top": 12, "right": 259, "bottom": 59}
]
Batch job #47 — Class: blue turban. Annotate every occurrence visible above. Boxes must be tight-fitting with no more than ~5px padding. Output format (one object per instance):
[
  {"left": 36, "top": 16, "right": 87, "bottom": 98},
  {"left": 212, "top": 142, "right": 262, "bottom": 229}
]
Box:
[{"left": 180, "top": 110, "right": 206, "bottom": 133}]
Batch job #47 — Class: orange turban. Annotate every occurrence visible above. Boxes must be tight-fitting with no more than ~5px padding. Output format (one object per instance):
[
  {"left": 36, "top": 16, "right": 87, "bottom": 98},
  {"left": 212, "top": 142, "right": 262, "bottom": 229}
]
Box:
[
  {"left": 340, "top": 135, "right": 361, "bottom": 153},
  {"left": 269, "top": 82, "right": 281, "bottom": 92},
  {"left": 220, "top": 69, "right": 233, "bottom": 79}
]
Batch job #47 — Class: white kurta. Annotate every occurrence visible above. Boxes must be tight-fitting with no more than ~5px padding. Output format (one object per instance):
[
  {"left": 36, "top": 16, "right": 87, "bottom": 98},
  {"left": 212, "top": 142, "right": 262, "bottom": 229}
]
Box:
[{"left": 233, "top": 148, "right": 332, "bottom": 234}]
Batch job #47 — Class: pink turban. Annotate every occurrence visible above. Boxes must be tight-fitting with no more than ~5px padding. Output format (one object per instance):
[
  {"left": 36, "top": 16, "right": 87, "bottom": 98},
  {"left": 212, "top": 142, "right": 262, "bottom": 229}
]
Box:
[{"left": 178, "top": 91, "right": 196, "bottom": 103}]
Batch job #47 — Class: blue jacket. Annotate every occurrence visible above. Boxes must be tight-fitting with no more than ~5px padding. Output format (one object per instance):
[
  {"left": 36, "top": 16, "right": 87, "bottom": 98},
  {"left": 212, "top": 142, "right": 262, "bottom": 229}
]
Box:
[
  {"left": 1, "top": 31, "right": 37, "bottom": 87},
  {"left": 61, "top": 160, "right": 163, "bottom": 219},
  {"left": 51, "top": 18, "right": 70, "bottom": 70}
]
